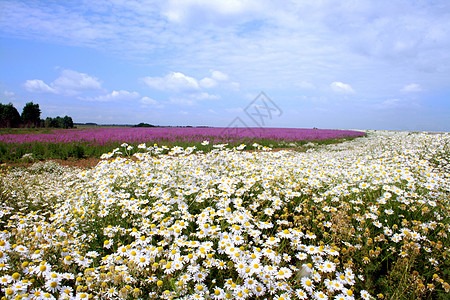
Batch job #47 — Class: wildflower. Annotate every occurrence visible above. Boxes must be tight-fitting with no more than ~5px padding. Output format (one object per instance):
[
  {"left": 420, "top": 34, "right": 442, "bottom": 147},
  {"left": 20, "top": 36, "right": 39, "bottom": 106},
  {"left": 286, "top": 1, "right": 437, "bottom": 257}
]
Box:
[
  {"left": 314, "top": 291, "right": 328, "bottom": 300},
  {"left": 0, "top": 274, "right": 12, "bottom": 285},
  {"left": 34, "top": 262, "right": 51, "bottom": 277},
  {"left": 301, "top": 277, "right": 315, "bottom": 293},
  {"left": 429, "top": 257, "right": 439, "bottom": 266},
  {"left": 44, "top": 278, "right": 60, "bottom": 293},
  {"left": 334, "top": 293, "right": 351, "bottom": 300},
  {"left": 296, "top": 288, "right": 308, "bottom": 299},
  {"left": 4, "top": 288, "right": 14, "bottom": 297},
  {"left": 274, "top": 293, "right": 291, "bottom": 300},
  {"left": 212, "top": 287, "right": 226, "bottom": 299},
  {"left": 74, "top": 256, "right": 91, "bottom": 268},
  {"left": 373, "top": 221, "right": 382, "bottom": 228},
  {"left": 191, "top": 293, "right": 206, "bottom": 300},
  {"left": 194, "top": 283, "right": 208, "bottom": 294},
  {"left": 305, "top": 232, "right": 317, "bottom": 239},
  {"left": 31, "top": 288, "right": 47, "bottom": 300},
  {"left": 85, "top": 251, "right": 99, "bottom": 258},
  {"left": 384, "top": 209, "right": 394, "bottom": 215},
  {"left": 0, "top": 262, "right": 10, "bottom": 271},
  {"left": 312, "top": 255, "right": 323, "bottom": 265},
  {"left": 306, "top": 245, "right": 319, "bottom": 255},
  {"left": 192, "top": 270, "right": 208, "bottom": 282},
  {"left": 321, "top": 261, "right": 336, "bottom": 273},
  {"left": 296, "top": 252, "right": 307, "bottom": 261},
  {"left": 312, "top": 272, "right": 322, "bottom": 282},
  {"left": 75, "top": 292, "right": 90, "bottom": 300},
  {"left": 137, "top": 255, "right": 151, "bottom": 269},
  {"left": 276, "top": 267, "right": 293, "bottom": 280},
  {"left": 360, "top": 290, "right": 372, "bottom": 300},
  {"left": 103, "top": 239, "right": 113, "bottom": 249},
  {"left": 216, "top": 259, "right": 227, "bottom": 270},
  {"left": 15, "top": 244, "right": 28, "bottom": 253},
  {"left": 282, "top": 253, "right": 291, "bottom": 262},
  {"left": 60, "top": 286, "right": 73, "bottom": 297}
]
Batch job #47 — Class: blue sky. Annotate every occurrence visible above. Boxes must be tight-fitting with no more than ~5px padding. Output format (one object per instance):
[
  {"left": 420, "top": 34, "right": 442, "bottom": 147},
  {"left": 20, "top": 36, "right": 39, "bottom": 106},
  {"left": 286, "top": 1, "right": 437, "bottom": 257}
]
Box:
[{"left": 1, "top": 0, "right": 449, "bottom": 131}]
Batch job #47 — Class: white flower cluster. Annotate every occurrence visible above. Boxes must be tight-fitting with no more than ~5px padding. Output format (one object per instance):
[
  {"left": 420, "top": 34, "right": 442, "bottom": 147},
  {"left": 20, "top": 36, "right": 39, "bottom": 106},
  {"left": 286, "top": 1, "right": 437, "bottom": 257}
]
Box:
[{"left": 0, "top": 131, "right": 449, "bottom": 299}]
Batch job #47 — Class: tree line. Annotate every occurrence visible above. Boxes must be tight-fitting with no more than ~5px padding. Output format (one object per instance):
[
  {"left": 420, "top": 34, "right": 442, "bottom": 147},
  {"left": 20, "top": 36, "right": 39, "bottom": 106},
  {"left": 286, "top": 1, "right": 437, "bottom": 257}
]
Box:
[{"left": 0, "top": 102, "right": 74, "bottom": 129}]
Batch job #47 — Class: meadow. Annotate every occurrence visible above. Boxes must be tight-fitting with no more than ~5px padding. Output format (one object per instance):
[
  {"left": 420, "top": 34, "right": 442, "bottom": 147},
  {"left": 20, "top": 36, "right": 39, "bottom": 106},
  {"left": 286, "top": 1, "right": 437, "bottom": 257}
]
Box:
[
  {"left": 0, "top": 130, "right": 449, "bottom": 300},
  {"left": 0, "top": 127, "right": 365, "bottom": 163}
]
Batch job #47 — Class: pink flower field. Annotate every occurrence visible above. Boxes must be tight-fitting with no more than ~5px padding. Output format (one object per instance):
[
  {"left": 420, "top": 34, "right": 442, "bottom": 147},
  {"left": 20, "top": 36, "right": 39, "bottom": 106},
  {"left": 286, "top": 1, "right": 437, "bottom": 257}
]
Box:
[{"left": 0, "top": 127, "right": 365, "bottom": 145}]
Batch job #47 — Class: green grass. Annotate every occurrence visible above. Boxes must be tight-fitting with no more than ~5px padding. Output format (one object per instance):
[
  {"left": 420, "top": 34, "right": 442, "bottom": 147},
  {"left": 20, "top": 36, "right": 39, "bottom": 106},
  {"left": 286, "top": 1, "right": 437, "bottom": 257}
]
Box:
[{"left": 0, "top": 127, "right": 62, "bottom": 135}]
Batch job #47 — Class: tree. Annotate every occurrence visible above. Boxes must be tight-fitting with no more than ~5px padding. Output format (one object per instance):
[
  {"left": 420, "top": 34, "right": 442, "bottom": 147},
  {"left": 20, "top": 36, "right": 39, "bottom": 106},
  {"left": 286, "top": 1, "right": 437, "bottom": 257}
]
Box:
[
  {"left": 53, "top": 116, "right": 63, "bottom": 128},
  {"left": 21, "top": 102, "right": 41, "bottom": 127},
  {"left": 44, "top": 117, "right": 52, "bottom": 128},
  {"left": 43, "top": 115, "right": 74, "bottom": 129},
  {"left": 134, "top": 122, "right": 156, "bottom": 127},
  {"left": 0, "top": 103, "right": 21, "bottom": 128},
  {"left": 62, "top": 116, "right": 74, "bottom": 129}
]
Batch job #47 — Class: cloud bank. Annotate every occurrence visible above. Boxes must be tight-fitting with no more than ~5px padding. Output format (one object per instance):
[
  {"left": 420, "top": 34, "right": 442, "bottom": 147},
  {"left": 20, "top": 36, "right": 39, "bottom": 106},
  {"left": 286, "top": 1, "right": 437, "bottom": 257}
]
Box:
[
  {"left": 330, "top": 82, "right": 355, "bottom": 94},
  {"left": 24, "top": 70, "right": 102, "bottom": 95}
]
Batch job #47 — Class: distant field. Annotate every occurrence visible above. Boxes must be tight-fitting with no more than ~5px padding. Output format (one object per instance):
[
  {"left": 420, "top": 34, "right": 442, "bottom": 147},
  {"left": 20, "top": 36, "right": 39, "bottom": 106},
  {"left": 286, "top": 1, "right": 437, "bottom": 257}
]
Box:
[{"left": 0, "top": 127, "right": 365, "bottom": 163}]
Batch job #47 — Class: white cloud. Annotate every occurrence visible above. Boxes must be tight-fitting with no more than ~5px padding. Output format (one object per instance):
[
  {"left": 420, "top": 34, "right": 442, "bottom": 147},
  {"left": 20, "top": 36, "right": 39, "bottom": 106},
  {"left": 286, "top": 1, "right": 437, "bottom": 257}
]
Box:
[
  {"left": 211, "top": 70, "right": 229, "bottom": 81},
  {"left": 83, "top": 90, "right": 140, "bottom": 102},
  {"left": 162, "top": 0, "right": 264, "bottom": 25},
  {"left": 24, "top": 79, "right": 57, "bottom": 93},
  {"left": 229, "top": 82, "right": 240, "bottom": 91},
  {"left": 167, "top": 92, "right": 220, "bottom": 106},
  {"left": 375, "top": 98, "right": 420, "bottom": 110},
  {"left": 52, "top": 70, "right": 102, "bottom": 92},
  {"left": 199, "top": 77, "right": 217, "bottom": 89},
  {"left": 142, "top": 70, "right": 232, "bottom": 92},
  {"left": 297, "top": 81, "right": 316, "bottom": 90},
  {"left": 199, "top": 70, "right": 231, "bottom": 88},
  {"left": 140, "top": 96, "right": 159, "bottom": 105},
  {"left": 330, "top": 81, "right": 355, "bottom": 94},
  {"left": 401, "top": 83, "right": 422, "bottom": 93},
  {"left": 195, "top": 92, "right": 220, "bottom": 100},
  {"left": 141, "top": 71, "right": 229, "bottom": 104},
  {"left": 169, "top": 98, "right": 196, "bottom": 106},
  {"left": 23, "top": 70, "right": 102, "bottom": 95},
  {"left": 3, "top": 90, "right": 15, "bottom": 98},
  {"left": 141, "top": 72, "right": 200, "bottom": 92},
  {"left": 377, "top": 98, "right": 401, "bottom": 109}
]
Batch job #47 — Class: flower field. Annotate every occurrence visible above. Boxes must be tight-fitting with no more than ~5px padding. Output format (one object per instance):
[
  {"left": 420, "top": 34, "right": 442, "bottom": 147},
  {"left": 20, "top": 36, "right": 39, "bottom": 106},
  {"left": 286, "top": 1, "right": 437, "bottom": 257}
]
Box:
[
  {"left": 0, "top": 127, "right": 365, "bottom": 162},
  {"left": 0, "top": 131, "right": 449, "bottom": 300}
]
